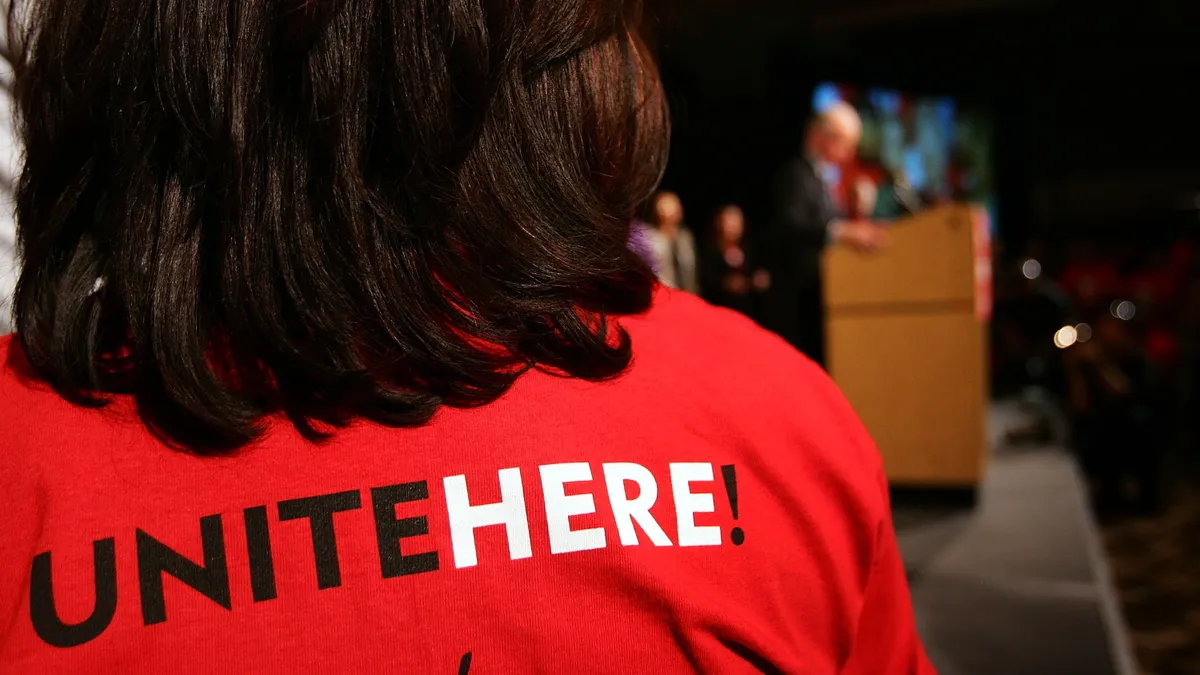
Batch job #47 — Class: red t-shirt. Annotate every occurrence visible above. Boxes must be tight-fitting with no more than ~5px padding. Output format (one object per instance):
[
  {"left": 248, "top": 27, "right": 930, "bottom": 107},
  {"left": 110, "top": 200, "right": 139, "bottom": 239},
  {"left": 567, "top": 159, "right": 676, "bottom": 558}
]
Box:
[{"left": 0, "top": 290, "right": 933, "bottom": 674}]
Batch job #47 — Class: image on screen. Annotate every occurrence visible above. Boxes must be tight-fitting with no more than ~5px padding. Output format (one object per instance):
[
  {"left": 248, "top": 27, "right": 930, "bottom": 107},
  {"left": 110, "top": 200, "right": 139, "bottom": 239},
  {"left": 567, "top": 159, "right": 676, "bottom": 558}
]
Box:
[{"left": 812, "top": 82, "right": 995, "bottom": 232}]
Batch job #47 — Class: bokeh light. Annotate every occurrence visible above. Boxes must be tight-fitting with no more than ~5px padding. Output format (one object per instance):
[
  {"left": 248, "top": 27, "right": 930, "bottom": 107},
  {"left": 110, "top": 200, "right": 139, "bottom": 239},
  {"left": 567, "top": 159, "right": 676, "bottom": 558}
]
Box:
[
  {"left": 1022, "top": 259, "right": 1042, "bottom": 280},
  {"left": 1054, "top": 325, "right": 1078, "bottom": 349},
  {"left": 1110, "top": 300, "right": 1136, "bottom": 321}
]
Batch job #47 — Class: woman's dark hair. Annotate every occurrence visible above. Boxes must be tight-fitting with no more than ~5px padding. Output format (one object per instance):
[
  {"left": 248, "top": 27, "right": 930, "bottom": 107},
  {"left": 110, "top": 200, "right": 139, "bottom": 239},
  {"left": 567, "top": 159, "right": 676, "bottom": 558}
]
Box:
[{"left": 7, "top": 0, "right": 669, "bottom": 452}]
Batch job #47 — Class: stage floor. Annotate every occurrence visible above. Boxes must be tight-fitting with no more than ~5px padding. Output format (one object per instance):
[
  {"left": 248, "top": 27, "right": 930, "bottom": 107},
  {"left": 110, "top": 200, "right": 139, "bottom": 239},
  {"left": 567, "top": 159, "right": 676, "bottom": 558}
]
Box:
[{"left": 894, "top": 402, "right": 1137, "bottom": 675}]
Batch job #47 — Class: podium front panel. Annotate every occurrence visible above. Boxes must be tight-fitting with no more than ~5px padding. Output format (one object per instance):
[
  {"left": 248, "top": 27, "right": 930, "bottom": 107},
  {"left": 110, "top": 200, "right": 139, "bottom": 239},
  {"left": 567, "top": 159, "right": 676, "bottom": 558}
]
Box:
[{"left": 827, "top": 310, "right": 986, "bottom": 485}]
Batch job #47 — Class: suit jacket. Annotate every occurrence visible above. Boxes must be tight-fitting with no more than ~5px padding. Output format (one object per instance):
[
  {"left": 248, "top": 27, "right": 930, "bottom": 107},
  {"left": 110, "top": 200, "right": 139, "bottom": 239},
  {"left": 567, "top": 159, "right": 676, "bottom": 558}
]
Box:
[
  {"left": 765, "top": 156, "right": 836, "bottom": 292},
  {"left": 648, "top": 227, "right": 700, "bottom": 295}
]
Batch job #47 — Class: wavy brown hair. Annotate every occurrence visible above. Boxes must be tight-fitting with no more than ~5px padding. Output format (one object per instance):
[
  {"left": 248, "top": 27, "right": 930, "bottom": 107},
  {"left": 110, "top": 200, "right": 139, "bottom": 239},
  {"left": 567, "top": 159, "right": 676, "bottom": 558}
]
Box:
[{"left": 7, "top": 0, "right": 669, "bottom": 452}]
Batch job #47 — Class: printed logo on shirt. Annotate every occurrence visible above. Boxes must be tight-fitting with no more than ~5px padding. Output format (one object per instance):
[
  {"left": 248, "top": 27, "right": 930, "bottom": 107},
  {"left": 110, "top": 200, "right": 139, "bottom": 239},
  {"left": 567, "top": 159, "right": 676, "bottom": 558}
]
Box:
[{"left": 27, "top": 461, "right": 745, "bottom": 649}]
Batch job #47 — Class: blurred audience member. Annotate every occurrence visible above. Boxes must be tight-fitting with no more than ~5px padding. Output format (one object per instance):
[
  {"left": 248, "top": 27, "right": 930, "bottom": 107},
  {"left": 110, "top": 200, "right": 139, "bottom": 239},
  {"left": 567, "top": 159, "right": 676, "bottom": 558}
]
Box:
[
  {"left": 646, "top": 191, "right": 699, "bottom": 294},
  {"left": 761, "top": 102, "right": 887, "bottom": 366},
  {"left": 992, "top": 232, "right": 1200, "bottom": 511},
  {"left": 991, "top": 242, "right": 1072, "bottom": 397},
  {"left": 1121, "top": 241, "right": 1191, "bottom": 373},
  {"left": 1065, "top": 309, "right": 1165, "bottom": 518},
  {"left": 1179, "top": 256, "right": 1200, "bottom": 461},
  {"left": 1059, "top": 241, "right": 1118, "bottom": 315},
  {"left": 701, "top": 205, "right": 770, "bottom": 317}
]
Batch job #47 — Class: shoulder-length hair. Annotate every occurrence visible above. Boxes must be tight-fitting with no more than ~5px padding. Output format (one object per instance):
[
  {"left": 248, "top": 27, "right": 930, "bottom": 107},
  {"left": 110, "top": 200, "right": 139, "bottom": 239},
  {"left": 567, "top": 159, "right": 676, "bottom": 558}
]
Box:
[{"left": 7, "top": 0, "right": 669, "bottom": 452}]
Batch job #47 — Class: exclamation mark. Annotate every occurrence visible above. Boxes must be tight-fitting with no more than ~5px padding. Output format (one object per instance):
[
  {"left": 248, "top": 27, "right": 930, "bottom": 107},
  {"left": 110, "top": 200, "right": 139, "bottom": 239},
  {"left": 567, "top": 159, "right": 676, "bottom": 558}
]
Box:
[{"left": 721, "top": 464, "right": 744, "bottom": 546}]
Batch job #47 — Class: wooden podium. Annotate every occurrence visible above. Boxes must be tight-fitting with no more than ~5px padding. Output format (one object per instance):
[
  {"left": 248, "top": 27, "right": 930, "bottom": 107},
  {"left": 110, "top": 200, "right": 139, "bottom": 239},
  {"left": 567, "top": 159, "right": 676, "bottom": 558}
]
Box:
[{"left": 823, "top": 205, "right": 989, "bottom": 488}]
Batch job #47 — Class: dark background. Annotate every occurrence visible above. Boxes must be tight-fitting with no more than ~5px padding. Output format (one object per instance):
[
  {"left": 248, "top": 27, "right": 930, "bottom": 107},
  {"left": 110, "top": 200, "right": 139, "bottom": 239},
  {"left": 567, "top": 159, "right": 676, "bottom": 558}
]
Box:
[{"left": 646, "top": 0, "right": 1200, "bottom": 256}]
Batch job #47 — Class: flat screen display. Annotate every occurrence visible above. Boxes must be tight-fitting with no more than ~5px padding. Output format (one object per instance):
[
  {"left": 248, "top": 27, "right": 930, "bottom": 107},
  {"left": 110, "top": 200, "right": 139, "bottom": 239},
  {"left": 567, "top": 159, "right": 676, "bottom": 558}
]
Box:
[{"left": 812, "top": 82, "right": 995, "bottom": 231}]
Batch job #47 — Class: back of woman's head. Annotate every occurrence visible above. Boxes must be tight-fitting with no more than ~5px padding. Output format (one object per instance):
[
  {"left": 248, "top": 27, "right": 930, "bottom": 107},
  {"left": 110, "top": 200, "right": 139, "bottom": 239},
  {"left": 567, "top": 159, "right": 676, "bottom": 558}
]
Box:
[{"left": 7, "top": 0, "right": 668, "bottom": 452}]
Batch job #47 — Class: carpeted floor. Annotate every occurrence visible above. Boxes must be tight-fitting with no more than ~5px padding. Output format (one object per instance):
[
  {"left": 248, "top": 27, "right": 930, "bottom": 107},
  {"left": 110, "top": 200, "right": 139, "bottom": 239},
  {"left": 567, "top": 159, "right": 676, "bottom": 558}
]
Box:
[{"left": 1104, "top": 490, "right": 1200, "bottom": 675}]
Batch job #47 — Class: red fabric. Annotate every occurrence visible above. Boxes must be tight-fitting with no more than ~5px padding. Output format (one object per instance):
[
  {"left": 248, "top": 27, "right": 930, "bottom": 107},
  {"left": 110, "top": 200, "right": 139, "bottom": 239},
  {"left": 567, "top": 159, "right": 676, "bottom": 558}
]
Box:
[
  {"left": 1059, "top": 261, "right": 1118, "bottom": 310},
  {"left": 1144, "top": 328, "right": 1179, "bottom": 369},
  {"left": 0, "top": 290, "right": 933, "bottom": 674},
  {"left": 972, "top": 207, "right": 993, "bottom": 323},
  {"left": 1122, "top": 265, "right": 1180, "bottom": 312},
  {"left": 836, "top": 161, "right": 885, "bottom": 220},
  {"left": 1168, "top": 240, "right": 1195, "bottom": 277}
]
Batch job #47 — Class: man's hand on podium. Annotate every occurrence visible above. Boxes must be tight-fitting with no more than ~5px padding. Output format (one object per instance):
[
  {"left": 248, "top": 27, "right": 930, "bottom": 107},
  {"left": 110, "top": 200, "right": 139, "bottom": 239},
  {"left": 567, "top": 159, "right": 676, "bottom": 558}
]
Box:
[{"left": 832, "top": 219, "right": 888, "bottom": 254}]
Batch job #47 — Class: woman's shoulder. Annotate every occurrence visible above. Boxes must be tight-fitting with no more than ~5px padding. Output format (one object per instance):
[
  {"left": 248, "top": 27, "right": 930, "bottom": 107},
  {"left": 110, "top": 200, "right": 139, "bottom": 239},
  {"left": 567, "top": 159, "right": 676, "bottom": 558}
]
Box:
[
  {"left": 0, "top": 334, "right": 86, "bottom": 444},
  {"left": 612, "top": 289, "right": 889, "bottom": 540},
  {"left": 624, "top": 288, "right": 798, "bottom": 370},
  {"left": 0, "top": 333, "right": 40, "bottom": 402},
  {"left": 622, "top": 290, "right": 882, "bottom": 473}
]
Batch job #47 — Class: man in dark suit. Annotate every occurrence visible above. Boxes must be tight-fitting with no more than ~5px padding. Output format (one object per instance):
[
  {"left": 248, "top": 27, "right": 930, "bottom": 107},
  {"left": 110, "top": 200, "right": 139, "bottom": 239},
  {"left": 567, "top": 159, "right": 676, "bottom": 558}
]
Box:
[{"left": 762, "top": 102, "right": 887, "bottom": 366}]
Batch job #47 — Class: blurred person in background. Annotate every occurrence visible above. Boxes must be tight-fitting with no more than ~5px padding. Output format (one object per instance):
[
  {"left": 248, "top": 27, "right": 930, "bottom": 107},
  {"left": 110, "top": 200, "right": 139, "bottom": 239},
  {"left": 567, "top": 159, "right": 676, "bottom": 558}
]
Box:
[
  {"left": 989, "top": 243, "right": 1073, "bottom": 446},
  {"left": 761, "top": 102, "right": 888, "bottom": 366},
  {"left": 1065, "top": 308, "right": 1166, "bottom": 518},
  {"left": 1179, "top": 249, "right": 1200, "bottom": 465},
  {"left": 0, "top": 0, "right": 932, "bottom": 672},
  {"left": 1059, "top": 240, "right": 1118, "bottom": 317},
  {"left": 1120, "top": 237, "right": 1197, "bottom": 486},
  {"left": 645, "top": 190, "right": 700, "bottom": 294},
  {"left": 1121, "top": 240, "right": 1188, "bottom": 374},
  {"left": 701, "top": 204, "right": 770, "bottom": 318},
  {"left": 992, "top": 240, "right": 1072, "bottom": 399}
]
